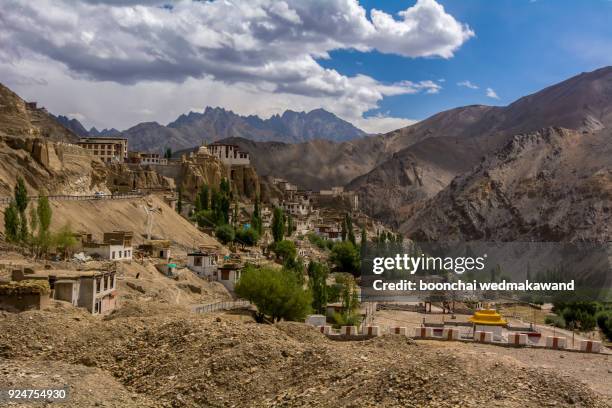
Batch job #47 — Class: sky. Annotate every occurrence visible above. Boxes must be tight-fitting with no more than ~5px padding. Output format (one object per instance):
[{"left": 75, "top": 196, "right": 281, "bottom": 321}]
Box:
[{"left": 1, "top": 0, "right": 611, "bottom": 133}]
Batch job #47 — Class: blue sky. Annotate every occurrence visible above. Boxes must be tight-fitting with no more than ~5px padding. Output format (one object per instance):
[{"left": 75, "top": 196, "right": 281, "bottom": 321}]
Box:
[
  {"left": 321, "top": 0, "right": 612, "bottom": 121},
  {"left": 1, "top": 0, "right": 612, "bottom": 132}
]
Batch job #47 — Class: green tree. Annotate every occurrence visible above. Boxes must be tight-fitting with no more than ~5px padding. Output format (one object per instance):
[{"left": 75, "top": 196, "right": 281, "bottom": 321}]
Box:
[
  {"left": 251, "top": 195, "right": 263, "bottom": 235},
  {"left": 332, "top": 274, "right": 361, "bottom": 327},
  {"left": 284, "top": 256, "right": 305, "bottom": 285},
  {"left": 360, "top": 227, "right": 367, "bottom": 255},
  {"left": 235, "top": 266, "right": 312, "bottom": 322},
  {"left": 200, "top": 185, "right": 209, "bottom": 210},
  {"left": 14, "top": 177, "right": 28, "bottom": 214},
  {"left": 37, "top": 195, "right": 52, "bottom": 235},
  {"left": 53, "top": 223, "right": 77, "bottom": 259},
  {"left": 13, "top": 177, "right": 29, "bottom": 242},
  {"left": 330, "top": 241, "right": 360, "bottom": 274},
  {"left": 346, "top": 214, "right": 356, "bottom": 246},
  {"left": 36, "top": 195, "right": 53, "bottom": 255},
  {"left": 308, "top": 261, "right": 328, "bottom": 314},
  {"left": 194, "top": 210, "right": 215, "bottom": 228},
  {"left": 286, "top": 214, "right": 294, "bottom": 237},
  {"left": 3, "top": 200, "right": 19, "bottom": 242},
  {"left": 164, "top": 147, "right": 172, "bottom": 159},
  {"left": 341, "top": 218, "right": 347, "bottom": 241},
  {"left": 271, "top": 207, "right": 285, "bottom": 242},
  {"left": 235, "top": 227, "right": 259, "bottom": 247},
  {"left": 215, "top": 224, "right": 235, "bottom": 245},
  {"left": 271, "top": 239, "right": 296, "bottom": 262}
]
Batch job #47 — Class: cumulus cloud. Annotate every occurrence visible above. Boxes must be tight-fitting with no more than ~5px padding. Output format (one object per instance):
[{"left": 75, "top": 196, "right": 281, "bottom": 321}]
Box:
[
  {"left": 0, "top": 0, "right": 473, "bottom": 132},
  {"left": 457, "top": 80, "right": 479, "bottom": 89},
  {"left": 356, "top": 113, "right": 418, "bottom": 134},
  {"left": 486, "top": 87, "right": 500, "bottom": 99}
]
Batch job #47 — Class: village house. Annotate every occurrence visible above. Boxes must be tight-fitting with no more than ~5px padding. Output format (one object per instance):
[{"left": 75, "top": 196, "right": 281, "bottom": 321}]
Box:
[
  {"left": 0, "top": 279, "right": 50, "bottom": 312},
  {"left": 77, "top": 137, "right": 128, "bottom": 163},
  {"left": 187, "top": 248, "right": 219, "bottom": 279},
  {"left": 10, "top": 268, "right": 118, "bottom": 315},
  {"left": 314, "top": 224, "right": 342, "bottom": 242},
  {"left": 208, "top": 143, "right": 250, "bottom": 166},
  {"left": 138, "top": 239, "right": 171, "bottom": 261},
  {"left": 80, "top": 231, "right": 134, "bottom": 261},
  {"left": 215, "top": 261, "right": 243, "bottom": 291},
  {"left": 128, "top": 151, "right": 168, "bottom": 165},
  {"left": 281, "top": 200, "right": 312, "bottom": 217}
]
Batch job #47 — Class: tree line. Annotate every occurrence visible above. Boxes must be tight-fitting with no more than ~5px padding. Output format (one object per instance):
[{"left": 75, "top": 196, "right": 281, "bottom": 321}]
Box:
[{"left": 3, "top": 177, "right": 77, "bottom": 258}]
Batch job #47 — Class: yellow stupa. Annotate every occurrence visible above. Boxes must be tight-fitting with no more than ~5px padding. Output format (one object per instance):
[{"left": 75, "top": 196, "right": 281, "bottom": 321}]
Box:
[{"left": 468, "top": 309, "right": 508, "bottom": 326}]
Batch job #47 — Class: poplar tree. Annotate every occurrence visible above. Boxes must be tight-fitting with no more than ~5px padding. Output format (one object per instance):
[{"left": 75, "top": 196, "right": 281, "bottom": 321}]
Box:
[
  {"left": 3, "top": 201, "right": 19, "bottom": 242},
  {"left": 14, "top": 177, "right": 28, "bottom": 241},
  {"left": 271, "top": 207, "right": 285, "bottom": 242}
]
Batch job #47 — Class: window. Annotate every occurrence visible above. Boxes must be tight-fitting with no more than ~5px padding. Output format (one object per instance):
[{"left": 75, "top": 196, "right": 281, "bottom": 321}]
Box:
[
  {"left": 221, "top": 270, "right": 230, "bottom": 280},
  {"left": 194, "top": 256, "right": 202, "bottom": 266},
  {"left": 109, "top": 274, "right": 114, "bottom": 289},
  {"left": 111, "top": 251, "right": 115, "bottom": 259},
  {"left": 96, "top": 278, "right": 101, "bottom": 293},
  {"left": 104, "top": 276, "right": 109, "bottom": 291}
]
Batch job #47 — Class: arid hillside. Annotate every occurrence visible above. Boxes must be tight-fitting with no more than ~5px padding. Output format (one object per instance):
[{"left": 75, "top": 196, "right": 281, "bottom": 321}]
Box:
[
  {"left": 0, "top": 83, "right": 109, "bottom": 196},
  {"left": 0, "top": 194, "right": 221, "bottom": 249},
  {"left": 226, "top": 67, "right": 612, "bottom": 236},
  {"left": 402, "top": 127, "right": 612, "bottom": 242},
  {"left": 0, "top": 83, "right": 77, "bottom": 142},
  {"left": 1, "top": 306, "right": 610, "bottom": 408}
]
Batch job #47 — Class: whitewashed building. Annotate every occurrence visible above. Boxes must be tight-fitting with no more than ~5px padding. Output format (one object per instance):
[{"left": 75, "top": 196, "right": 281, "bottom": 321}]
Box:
[
  {"left": 187, "top": 250, "right": 218, "bottom": 278},
  {"left": 82, "top": 231, "right": 133, "bottom": 261},
  {"left": 208, "top": 143, "right": 250, "bottom": 166}
]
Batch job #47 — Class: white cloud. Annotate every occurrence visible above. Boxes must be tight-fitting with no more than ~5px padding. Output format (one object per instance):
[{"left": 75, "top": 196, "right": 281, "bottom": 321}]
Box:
[
  {"left": 457, "top": 80, "right": 479, "bottom": 89},
  {"left": 355, "top": 113, "right": 418, "bottom": 134},
  {"left": 486, "top": 87, "right": 500, "bottom": 99},
  {"left": 0, "top": 0, "right": 473, "bottom": 130}
]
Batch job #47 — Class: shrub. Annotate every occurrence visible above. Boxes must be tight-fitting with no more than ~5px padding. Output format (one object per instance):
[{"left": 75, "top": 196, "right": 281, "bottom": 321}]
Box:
[
  {"left": 596, "top": 310, "right": 612, "bottom": 341},
  {"left": 545, "top": 314, "right": 566, "bottom": 329},
  {"left": 235, "top": 227, "right": 259, "bottom": 246},
  {"left": 235, "top": 266, "right": 312, "bottom": 322},
  {"left": 214, "top": 224, "right": 235, "bottom": 245},
  {"left": 330, "top": 241, "right": 360, "bottom": 274},
  {"left": 271, "top": 240, "right": 296, "bottom": 262}
]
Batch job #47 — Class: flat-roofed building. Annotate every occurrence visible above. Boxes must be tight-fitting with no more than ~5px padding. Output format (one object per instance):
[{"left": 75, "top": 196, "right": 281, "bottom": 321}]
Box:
[
  {"left": 10, "top": 269, "right": 118, "bottom": 315},
  {"left": 187, "top": 249, "right": 219, "bottom": 279},
  {"left": 82, "top": 231, "right": 133, "bottom": 261},
  {"left": 77, "top": 137, "right": 128, "bottom": 163},
  {"left": 208, "top": 143, "right": 250, "bottom": 166}
]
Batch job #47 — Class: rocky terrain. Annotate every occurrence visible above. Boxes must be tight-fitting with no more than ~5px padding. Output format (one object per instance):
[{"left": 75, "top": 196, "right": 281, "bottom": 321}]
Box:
[
  {"left": 1, "top": 305, "right": 610, "bottom": 408},
  {"left": 402, "top": 127, "right": 612, "bottom": 242},
  {"left": 220, "top": 68, "right": 612, "bottom": 235},
  {"left": 0, "top": 83, "right": 111, "bottom": 196}
]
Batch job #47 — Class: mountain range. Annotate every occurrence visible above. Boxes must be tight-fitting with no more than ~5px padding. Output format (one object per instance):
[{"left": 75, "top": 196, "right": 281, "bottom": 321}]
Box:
[
  {"left": 220, "top": 67, "right": 612, "bottom": 242},
  {"left": 55, "top": 107, "right": 367, "bottom": 151},
  {"left": 4, "top": 66, "right": 611, "bottom": 242}
]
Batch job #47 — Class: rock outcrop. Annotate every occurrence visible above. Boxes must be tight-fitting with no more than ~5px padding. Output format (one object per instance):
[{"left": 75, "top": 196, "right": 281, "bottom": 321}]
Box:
[{"left": 402, "top": 127, "right": 612, "bottom": 242}]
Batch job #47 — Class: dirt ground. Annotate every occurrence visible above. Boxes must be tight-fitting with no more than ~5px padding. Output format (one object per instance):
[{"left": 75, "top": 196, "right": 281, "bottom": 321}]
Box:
[
  {"left": 0, "top": 194, "right": 223, "bottom": 250},
  {"left": 421, "top": 340, "right": 612, "bottom": 398},
  {"left": 1, "top": 303, "right": 611, "bottom": 408}
]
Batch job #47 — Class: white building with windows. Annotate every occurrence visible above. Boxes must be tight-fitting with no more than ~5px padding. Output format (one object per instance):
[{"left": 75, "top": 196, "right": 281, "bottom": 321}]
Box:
[
  {"left": 208, "top": 143, "right": 250, "bottom": 166},
  {"left": 187, "top": 250, "right": 218, "bottom": 278},
  {"left": 81, "top": 231, "right": 133, "bottom": 261}
]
